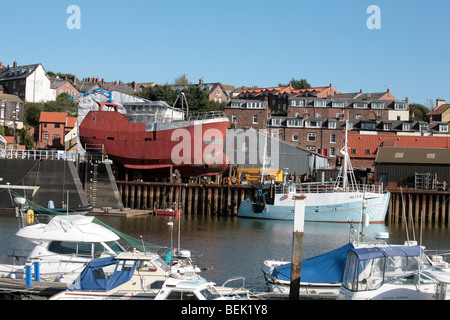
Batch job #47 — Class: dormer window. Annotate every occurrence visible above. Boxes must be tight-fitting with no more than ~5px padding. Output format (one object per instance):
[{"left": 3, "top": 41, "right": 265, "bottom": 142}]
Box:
[
  {"left": 371, "top": 102, "right": 384, "bottom": 109},
  {"left": 354, "top": 103, "right": 367, "bottom": 109},
  {"left": 383, "top": 123, "right": 391, "bottom": 131},
  {"left": 395, "top": 103, "right": 407, "bottom": 110},
  {"left": 439, "top": 124, "right": 448, "bottom": 132},
  {"left": 332, "top": 102, "right": 344, "bottom": 108},
  {"left": 291, "top": 99, "right": 304, "bottom": 107},
  {"left": 402, "top": 123, "right": 410, "bottom": 131},
  {"left": 328, "top": 121, "right": 336, "bottom": 129},
  {"left": 314, "top": 100, "right": 326, "bottom": 107}
]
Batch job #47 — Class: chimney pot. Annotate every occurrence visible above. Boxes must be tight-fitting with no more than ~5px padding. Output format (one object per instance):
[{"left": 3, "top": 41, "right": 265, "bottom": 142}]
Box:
[{"left": 13, "top": 61, "right": 17, "bottom": 68}]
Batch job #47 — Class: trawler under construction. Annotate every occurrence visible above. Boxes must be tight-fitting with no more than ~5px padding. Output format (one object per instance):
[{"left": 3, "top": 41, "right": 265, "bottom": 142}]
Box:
[{"left": 78, "top": 99, "right": 230, "bottom": 178}]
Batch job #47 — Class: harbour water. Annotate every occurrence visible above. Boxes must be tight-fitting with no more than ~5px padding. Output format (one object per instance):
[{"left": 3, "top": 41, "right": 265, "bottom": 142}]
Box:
[{"left": 0, "top": 209, "right": 449, "bottom": 290}]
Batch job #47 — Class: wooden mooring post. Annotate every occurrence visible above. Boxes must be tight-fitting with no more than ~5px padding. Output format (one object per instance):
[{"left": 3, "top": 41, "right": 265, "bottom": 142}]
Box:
[
  {"left": 386, "top": 189, "right": 450, "bottom": 227},
  {"left": 116, "top": 181, "right": 254, "bottom": 216}
]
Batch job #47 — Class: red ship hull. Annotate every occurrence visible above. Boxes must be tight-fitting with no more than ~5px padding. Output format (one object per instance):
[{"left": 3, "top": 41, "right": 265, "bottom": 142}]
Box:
[{"left": 79, "top": 105, "right": 230, "bottom": 177}]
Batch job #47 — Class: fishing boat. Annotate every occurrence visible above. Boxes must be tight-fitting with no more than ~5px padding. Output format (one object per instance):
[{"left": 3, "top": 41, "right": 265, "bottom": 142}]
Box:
[
  {"left": 237, "top": 120, "right": 390, "bottom": 223},
  {"left": 78, "top": 92, "right": 230, "bottom": 178}
]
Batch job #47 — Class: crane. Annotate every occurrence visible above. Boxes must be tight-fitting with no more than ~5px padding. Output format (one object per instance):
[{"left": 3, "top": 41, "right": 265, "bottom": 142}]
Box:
[{"left": 67, "top": 88, "right": 114, "bottom": 103}]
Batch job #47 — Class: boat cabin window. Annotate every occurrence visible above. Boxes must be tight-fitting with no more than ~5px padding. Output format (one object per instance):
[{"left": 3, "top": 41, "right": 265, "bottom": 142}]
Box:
[
  {"left": 200, "top": 287, "right": 222, "bottom": 300},
  {"left": 104, "top": 241, "right": 126, "bottom": 254},
  {"left": 342, "top": 250, "right": 432, "bottom": 292},
  {"left": 47, "top": 241, "right": 116, "bottom": 258},
  {"left": 342, "top": 252, "right": 384, "bottom": 291},
  {"left": 165, "top": 290, "right": 199, "bottom": 300}
]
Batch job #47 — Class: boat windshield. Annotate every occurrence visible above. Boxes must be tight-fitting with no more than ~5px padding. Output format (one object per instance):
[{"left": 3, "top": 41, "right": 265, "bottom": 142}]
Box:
[
  {"left": 200, "top": 286, "right": 222, "bottom": 300},
  {"left": 342, "top": 247, "right": 432, "bottom": 292},
  {"left": 104, "top": 241, "right": 127, "bottom": 254}
]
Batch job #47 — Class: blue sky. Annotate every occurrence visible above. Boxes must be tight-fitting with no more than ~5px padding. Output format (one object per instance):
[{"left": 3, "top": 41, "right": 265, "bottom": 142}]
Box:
[{"left": 1, "top": 0, "right": 449, "bottom": 106}]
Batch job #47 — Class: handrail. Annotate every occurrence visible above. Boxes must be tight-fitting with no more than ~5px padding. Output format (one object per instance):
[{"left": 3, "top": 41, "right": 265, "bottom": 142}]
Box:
[{"left": 0, "top": 149, "right": 77, "bottom": 161}]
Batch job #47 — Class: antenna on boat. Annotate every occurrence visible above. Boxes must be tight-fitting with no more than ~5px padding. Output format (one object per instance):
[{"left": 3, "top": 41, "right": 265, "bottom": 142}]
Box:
[{"left": 140, "top": 235, "right": 146, "bottom": 253}]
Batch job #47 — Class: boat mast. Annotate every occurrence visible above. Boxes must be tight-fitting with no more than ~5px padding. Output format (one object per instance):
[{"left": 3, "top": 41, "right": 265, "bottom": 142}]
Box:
[{"left": 342, "top": 119, "right": 349, "bottom": 191}]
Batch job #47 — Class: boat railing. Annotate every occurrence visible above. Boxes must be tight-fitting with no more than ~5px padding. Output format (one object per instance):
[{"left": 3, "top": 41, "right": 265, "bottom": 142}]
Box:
[
  {"left": 426, "top": 250, "right": 450, "bottom": 268},
  {"left": 186, "top": 111, "right": 228, "bottom": 121},
  {"left": 275, "top": 182, "right": 383, "bottom": 194},
  {"left": 0, "top": 149, "right": 77, "bottom": 161}
]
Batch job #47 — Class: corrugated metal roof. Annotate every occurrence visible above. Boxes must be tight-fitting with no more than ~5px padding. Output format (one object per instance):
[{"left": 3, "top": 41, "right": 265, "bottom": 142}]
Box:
[{"left": 375, "top": 147, "right": 450, "bottom": 164}]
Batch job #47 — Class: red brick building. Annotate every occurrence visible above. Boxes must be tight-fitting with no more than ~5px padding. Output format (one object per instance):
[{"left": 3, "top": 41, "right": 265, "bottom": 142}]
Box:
[
  {"left": 36, "top": 112, "right": 77, "bottom": 150},
  {"left": 51, "top": 79, "right": 80, "bottom": 98}
]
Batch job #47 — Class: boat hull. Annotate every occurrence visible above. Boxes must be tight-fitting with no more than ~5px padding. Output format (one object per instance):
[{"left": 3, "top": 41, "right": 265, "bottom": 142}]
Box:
[
  {"left": 79, "top": 110, "right": 230, "bottom": 177},
  {"left": 237, "top": 191, "right": 390, "bottom": 223}
]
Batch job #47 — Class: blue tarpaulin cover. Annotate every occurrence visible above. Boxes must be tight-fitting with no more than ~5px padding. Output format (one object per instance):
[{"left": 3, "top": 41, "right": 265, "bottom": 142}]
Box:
[
  {"left": 272, "top": 243, "right": 354, "bottom": 284},
  {"left": 72, "top": 256, "right": 137, "bottom": 292},
  {"left": 350, "top": 245, "right": 424, "bottom": 261}
]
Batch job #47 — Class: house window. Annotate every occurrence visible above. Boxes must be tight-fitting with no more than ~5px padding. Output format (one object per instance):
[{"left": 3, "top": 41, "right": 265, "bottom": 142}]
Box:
[
  {"left": 55, "top": 123, "right": 61, "bottom": 128},
  {"left": 54, "top": 134, "right": 60, "bottom": 140},
  {"left": 439, "top": 124, "right": 449, "bottom": 132},
  {"left": 231, "top": 115, "right": 237, "bottom": 122},
  {"left": 292, "top": 135, "right": 299, "bottom": 142},
  {"left": 371, "top": 102, "right": 384, "bottom": 109},
  {"left": 395, "top": 103, "right": 407, "bottom": 110},
  {"left": 270, "top": 118, "right": 281, "bottom": 126},
  {"left": 355, "top": 114, "right": 363, "bottom": 119},
  {"left": 287, "top": 119, "right": 302, "bottom": 127},
  {"left": 420, "top": 124, "right": 428, "bottom": 132},
  {"left": 231, "top": 101, "right": 241, "bottom": 108},
  {"left": 330, "top": 134, "right": 336, "bottom": 143},
  {"left": 354, "top": 103, "right": 367, "bottom": 109},
  {"left": 328, "top": 122, "right": 336, "bottom": 129},
  {"left": 402, "top": 123, "right": 410, "bottom": 131},
  {"left": 253, "top": 115, "right": 258, "bottom": 124},
  {"left": 314, "top": 100, "right": 326, "bottom": 107},
  {"left": 307, "top": 146, "right": 315, "bottom": 151},
  {"left": 365, "top": 149, "right": 371, "bottom": 155},
  {"left": 307, "top": 133, "right": 316, "bottom": 142},
  {"left": 291, "top": 100, "right": 304, "bottom": 107},
  {"left": 361, "top": 122, "right": 376, "bottom": 130},
  {"left": 383, "top": 123, "right": 391, "bottom": 131},
  {"left": 330, "top": 147, "right": 336, "bottom": 157},
  {"left": 332, "top": 102, "right": 344, "bottom": 108},
  {"left": 351, "top": 149, "right": 357, "bottom": 154},
  {"left": 43, "top": 134, "right": 49, "bottom": 140}
]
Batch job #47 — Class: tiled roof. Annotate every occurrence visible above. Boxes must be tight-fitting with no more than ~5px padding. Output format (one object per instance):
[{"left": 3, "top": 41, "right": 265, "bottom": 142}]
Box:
[
  {"left": 66, "top": 117, "right": 77, "bottom": 128},
  {"left": 428, "top": 104, "right": 450, "bottom": 115},
  {"left": 346, "top": 134, "right": 450, "bottom": 159},
  {"left": 39, "top": 112, "right": 67, "bottom": 123}
]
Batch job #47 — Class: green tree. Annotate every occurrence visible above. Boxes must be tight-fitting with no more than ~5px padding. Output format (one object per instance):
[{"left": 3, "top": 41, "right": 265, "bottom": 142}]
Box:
[
  {"left": 409, "top": 103, "right": 430, "bottom": 122},
  {"left": 279, "top": 78, "right": 311, "bottom": 89},
  {"left": 24, "top": 103, "right": 43, "bottom": 127},
  {"left": 137, "top": 85, "right": 178, "bottom": 105},
  {"left": 174, "top": 74, "right": 190, "bottom": 86}
]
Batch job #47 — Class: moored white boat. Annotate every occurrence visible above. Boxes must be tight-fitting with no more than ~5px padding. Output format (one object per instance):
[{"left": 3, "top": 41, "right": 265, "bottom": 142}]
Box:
[
  {"left": 337, "top": 243, "right": 439, "bottom": 300},
  {"left": 0, "top": 214, "right": 126, "bottom": 285}
]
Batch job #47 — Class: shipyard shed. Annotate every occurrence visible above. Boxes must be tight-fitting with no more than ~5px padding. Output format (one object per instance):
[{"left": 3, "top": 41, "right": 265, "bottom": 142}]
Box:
[
  {"left": 374, "top": 147, "right": 450, "bottom": 189},
  {"left": 225, "top": 129, "right": 329, "bottom": 177}
]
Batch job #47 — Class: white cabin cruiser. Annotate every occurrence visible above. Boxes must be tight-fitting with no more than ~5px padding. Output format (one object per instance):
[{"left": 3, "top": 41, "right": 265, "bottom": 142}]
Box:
[
  {"left": 337, "top": 243, "right": 443, "bottom": 300},
  {"left": 50, "top": 251, "right": 241, "bottom": 300},
  {"left": 0, "top": 215, "right": 126, "bottom": 285}
]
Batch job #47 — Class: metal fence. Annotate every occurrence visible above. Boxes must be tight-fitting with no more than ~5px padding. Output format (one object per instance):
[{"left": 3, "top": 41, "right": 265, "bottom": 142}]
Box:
[{"left": 0, "top": 149, "right": 78, "bottom": 161}]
